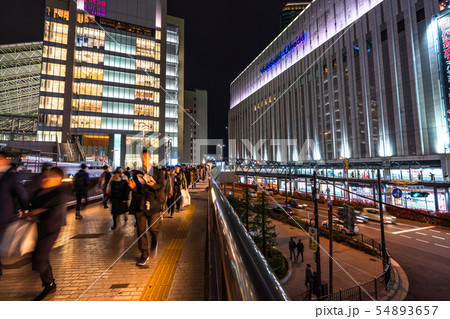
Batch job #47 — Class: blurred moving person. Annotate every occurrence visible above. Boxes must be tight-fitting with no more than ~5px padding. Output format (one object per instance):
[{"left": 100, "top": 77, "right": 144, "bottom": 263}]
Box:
[
  {"left": 73, "top": 164, "right": 90, "bottom": 219},
  {"left": 107, "top": 170, "right": 129, "bottom": 230},
  {"left": 24, "top": 167, "right": 67, "bottom": 300},
  {"left": 0, "top": 151, "right": 29, "bottom": 277},
  {"left": 100, "top": 165, "right": 112, "bottom": 208},
  {"left": 27, "top": 163, "right": 52, "bottom": 199},
  {"left": 133, "top": 151, "right": 166, "bottom": 266},
  {"left": 173, "top": 165, "right": 187, "bottom": 212}
]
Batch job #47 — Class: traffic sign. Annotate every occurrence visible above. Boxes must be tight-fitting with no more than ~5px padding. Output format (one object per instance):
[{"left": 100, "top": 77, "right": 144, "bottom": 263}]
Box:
[
  {"left": 392, "top": 188, "right": 403, "bottom": 199},
  {"left": 308, "top": 227, "right": 318, "bottom": 251}
]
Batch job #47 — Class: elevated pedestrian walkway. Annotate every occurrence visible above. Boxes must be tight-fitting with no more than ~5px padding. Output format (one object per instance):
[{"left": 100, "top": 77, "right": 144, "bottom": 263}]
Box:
[{"left": 0, "top": 180, "right": 209, "bottom": 301}]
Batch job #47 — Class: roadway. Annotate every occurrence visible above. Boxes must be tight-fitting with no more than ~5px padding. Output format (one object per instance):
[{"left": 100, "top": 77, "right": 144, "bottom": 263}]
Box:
[{"left": 233, "top": 187, "right": 450, "bottom": 301}]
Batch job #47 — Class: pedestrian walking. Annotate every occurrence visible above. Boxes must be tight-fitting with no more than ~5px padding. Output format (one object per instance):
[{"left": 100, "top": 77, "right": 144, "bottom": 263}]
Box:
[
  {"left": 0, "top": 151, "right": 29, "bottom": 277},
  {"left": 174, "top": 165, "right": 187, "bottom": 212},
  {"left": 167, "top": 168, "right": 176, "bottom": 217},
  {"left": 289, "top": 237, "right": 297, "bottom": 262},
  {"left": 296, "top": 239, "right": 304, "bottom": 262},
  {"left": 27, "top": 163, "right": 52, "bottom": 199},
  {"left": 133, "top": 152, "right": 166, "bottom": 266},
  {"left": 124, "top": 167, "right": 131, "bottom": 180},
  {"left": 305, "top": 263, "right": 313, "bottom": 300},
  {"left": 24, "top": 167, "right": 68, "bottom": 300},
  {"left": 107, "top": 170, "right": 129, "bottom": 230},
  {"left": 73, "top": 164, "right": 89, "bottom": 219},
  {"left": 100, "top": 165, "right": 112, "bottom": 208},
  {"left": 164, "top": 168, "right": 174, "bottom": 218}
]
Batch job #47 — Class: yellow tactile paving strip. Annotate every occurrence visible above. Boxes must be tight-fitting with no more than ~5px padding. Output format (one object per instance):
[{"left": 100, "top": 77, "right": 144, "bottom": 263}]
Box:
[{"left": 139, "top": 197, "right": 198, "bottom": 301}]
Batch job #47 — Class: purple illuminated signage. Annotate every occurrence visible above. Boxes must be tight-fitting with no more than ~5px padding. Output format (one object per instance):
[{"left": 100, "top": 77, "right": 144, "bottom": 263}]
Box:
[
  {"left": 437, "top": 14, "right": 450, "bottom": 132},
  {"left": 260, "top": 33, "right": 307, "bottom": 75},
  {"left": 84, "top": 0, "right": 106, "bottom": 17}
]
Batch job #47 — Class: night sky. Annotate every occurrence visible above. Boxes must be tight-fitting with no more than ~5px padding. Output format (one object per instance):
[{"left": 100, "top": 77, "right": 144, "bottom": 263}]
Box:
[{"left": 1, "top": 0, "right": 288, "bottom": 156}]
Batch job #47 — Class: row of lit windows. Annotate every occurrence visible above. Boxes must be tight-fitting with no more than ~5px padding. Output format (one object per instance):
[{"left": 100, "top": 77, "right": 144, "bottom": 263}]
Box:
[
  {"left": 137, "top": 60, "right": 160, "bottom": 74},
  {"left": 72, "top": 116, "right": 102, "bottom": 129},
  {"left": 253, "top": 93, "right": 276, "bottom": 111},
  {"left": 39, "top": 96, "right": 64, "bottom": 110},
  {"left": 74, "top": 66, "right": 104, "bottom": 81},
  {"left": 71, "top": 99, "right": 159, "bottom": 117},
  {"left": 136, "top": 74, "right": 157, "bottom": 87},
  {"left": 104, "top": 70, "right": 135, "bottom": 85},
  {"left": 77, "top": 13, "right": 96, "bottom": 24},
  {"left": 41, "top": 79, "right": 65, "bottom": 94},
  {"left": 105, "top": 33, "right": 136, "bottom": 55},
  {"left": 41, "top": 62, "right": 66, "bottom": 77},
  {"left": 102, "top": 101, "right": 134, "bottom": 115},
  {"left": 38, "top": 113, "right": 63, "bottom": 127},
  {"left": 134, "top": 120, "right": 159, "bottom": 132},
  {"left": 72, "top": 99, "right": 102, "bottom": 113},
  {"left": 135, "top": 89, "right": 159, "bottom": 102},
  {"left": 135, "top": 105, "right": 159, "bottom": 117},
  {"left": 76, "top": 27, "right": 105, "bottom": 49},
  {"left": 71, "top": 116, "right": 159, "bottom": 132},
  {"left": 37, "top": 131, "right": 62, "bottom": 142},
  {"left": 44, "top": 21, "right": 68, "bottom": 44},
  {"left": 104, "top": 54, "right": 135, "bottom": 70},
  {"left": 46, "top": 7, "right": 69, "bottom": 21},
  {"left": 75, "top": 50, "right": 104, "bottom": 65},
  {"left": 73, "top": 82, "right": 103, "bottom": 96},
  {"left": 43, "top": 46, "right": 67, "bottom": 61}
]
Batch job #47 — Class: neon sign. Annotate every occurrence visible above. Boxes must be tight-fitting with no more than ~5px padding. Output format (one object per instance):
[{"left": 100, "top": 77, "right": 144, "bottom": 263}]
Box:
[
  {"left": 437, "top": 14, "right": 450, "bottom": 132},
  {"left": 260, "top": 33, "right": 307, "bottom": 75},
  {"left": 81, "top": 0, "right": 106, "bottom": 17}
]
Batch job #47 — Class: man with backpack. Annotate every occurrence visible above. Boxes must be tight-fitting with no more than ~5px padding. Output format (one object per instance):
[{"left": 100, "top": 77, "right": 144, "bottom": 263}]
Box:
[
  {"left": 100, "top": 165, "right": 112, "bottom": 208},
  {"left": 73, "top": 164, "right": 89, "bottom": 219}
]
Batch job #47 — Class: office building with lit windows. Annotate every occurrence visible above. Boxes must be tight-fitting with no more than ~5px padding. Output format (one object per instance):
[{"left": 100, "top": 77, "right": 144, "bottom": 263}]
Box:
[
  {"left": 37, "top": 0, "right": 167, "bottom": 167},
  {"left": 229, "top": 0, "right": 450, "bottom": 210},
  {"left": 165, "top": 15, "right": 184, "bottom": 165},
  {"left": 183, "top": 89, "right": 208, "bottom": 163}
]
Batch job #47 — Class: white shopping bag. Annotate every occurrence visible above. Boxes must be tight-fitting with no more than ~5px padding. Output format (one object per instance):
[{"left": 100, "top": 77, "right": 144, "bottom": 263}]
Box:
[
  {"left": 180, "top": 189, "right": 191, "bottom": 208},
  {"left": 0, "top": 219, "right": 38, "bottom": 259}
]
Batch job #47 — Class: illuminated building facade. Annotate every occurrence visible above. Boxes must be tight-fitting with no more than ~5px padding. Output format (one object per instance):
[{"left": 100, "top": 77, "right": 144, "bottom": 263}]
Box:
[
  {"left": 229, "top": 0, "right": 450, "bottom": 182},
  {"left": 38, "top": 0, "right": 167, "bottom": 167}
]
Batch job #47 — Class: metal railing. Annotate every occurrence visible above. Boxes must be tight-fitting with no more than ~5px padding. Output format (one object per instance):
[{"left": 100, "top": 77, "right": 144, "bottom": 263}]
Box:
[
  {"left": 320, "top": 255, "right": 392, "bottom": 301},
  {"left": 207, "top": 174, "right": 288, "bottom": 301}
]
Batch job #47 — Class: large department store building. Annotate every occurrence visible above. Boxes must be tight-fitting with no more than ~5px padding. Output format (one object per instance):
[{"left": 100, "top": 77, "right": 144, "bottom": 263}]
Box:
[
  {"left": 229, "top": 0, "right": 450, "bottom": 184},
  {"left": 38, "top": 0, "right": 167, "bottom": 167}
]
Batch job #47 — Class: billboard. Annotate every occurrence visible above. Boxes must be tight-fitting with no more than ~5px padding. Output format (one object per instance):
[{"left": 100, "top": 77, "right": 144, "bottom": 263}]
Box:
[{"left": 437, "top": 13, "right": 450, "bottom": 133}]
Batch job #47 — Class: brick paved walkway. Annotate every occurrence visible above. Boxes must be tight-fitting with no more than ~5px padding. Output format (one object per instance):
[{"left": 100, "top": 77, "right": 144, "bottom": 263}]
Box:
[{"left": 0, "top": 180, "right": 209, "bottom": 301}]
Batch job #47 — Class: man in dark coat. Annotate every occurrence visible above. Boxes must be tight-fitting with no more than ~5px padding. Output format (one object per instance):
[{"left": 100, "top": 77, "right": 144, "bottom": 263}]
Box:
[
  {"left": 73, "top": 163, "right": 89, "bottom": 219},
  {"left": 296, "top": 239, "right": 304, "bottom": 262},
  {"left": 0, "top": 151, "right": 29, "bottom": 277},
  {"left": 173, "top": 165, "right": 187, "bottom": 212},
  {"left": 130, "top": 166, "right": 165, "bottom": 266},
  {"left": 25, "top": 166, "right": 68, "bottom": 300}
]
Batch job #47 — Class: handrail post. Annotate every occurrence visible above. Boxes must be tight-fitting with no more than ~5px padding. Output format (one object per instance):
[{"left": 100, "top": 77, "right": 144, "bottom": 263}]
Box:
[{"left": 374, "top": 277, "right": 378, "bottom": 300}]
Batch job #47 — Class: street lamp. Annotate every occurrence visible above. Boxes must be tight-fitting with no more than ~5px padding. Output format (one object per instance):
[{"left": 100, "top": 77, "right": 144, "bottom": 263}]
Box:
[{"left": 324, "top": 131, "right": 330, "bottom": 198}]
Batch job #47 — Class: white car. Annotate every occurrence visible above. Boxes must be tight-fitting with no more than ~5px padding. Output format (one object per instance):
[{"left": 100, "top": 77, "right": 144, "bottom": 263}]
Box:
[
  {"left": 322, "top": 219, "right": 359, "bottom": 235},
  {"left": 361, "top": 208, "right": 397, "bottom": 224}
]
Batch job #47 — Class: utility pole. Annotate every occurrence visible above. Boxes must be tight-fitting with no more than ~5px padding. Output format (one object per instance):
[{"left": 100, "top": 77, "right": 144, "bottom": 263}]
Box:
[
  {"left": 285, "top": 170, "right": 288, "bottom": 210},
  {"left": 328, "top": 202, "right": 333, "bottom": 298},
  {"left": 377, "top": 168, "right": 387, "bottom": 267},
  {"left": 312, "top": 170, "right": 322, "bottom": 294}
]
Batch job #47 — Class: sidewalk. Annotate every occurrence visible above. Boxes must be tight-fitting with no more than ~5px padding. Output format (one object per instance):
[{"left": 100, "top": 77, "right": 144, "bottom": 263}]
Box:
[
  {"left": 0, "top": 180, "right": 209, "bottom": 301},
  {"left": 272, "top": 219, "right": 385, "bottom": 301}
]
